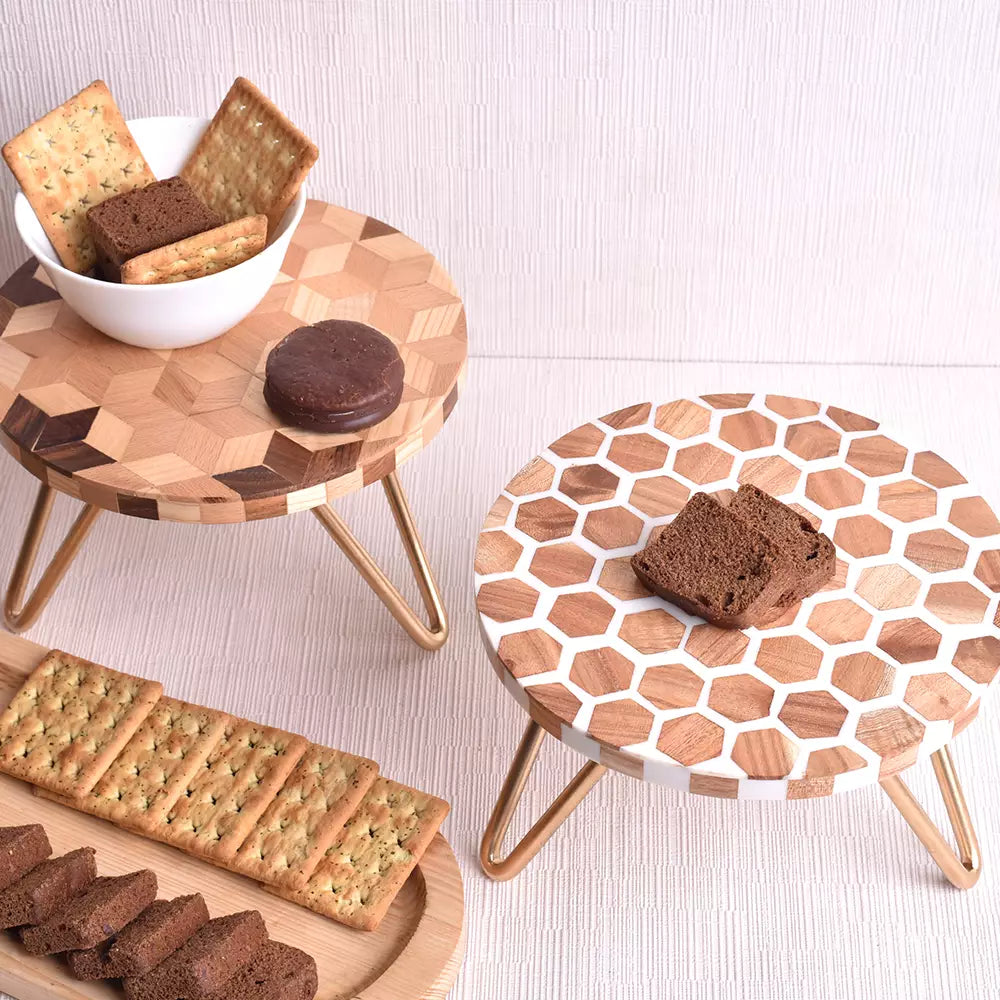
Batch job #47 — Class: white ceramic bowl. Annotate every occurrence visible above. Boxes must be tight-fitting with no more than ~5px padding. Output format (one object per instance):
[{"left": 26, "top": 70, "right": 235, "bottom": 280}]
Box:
[{"left": 12, "top": 116, "right": 306, "bottom": 350}]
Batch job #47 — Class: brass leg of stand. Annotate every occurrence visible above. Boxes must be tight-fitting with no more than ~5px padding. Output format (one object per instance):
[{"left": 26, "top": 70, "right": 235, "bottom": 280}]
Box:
[
  {"left": 4, "top": 483, "right": 101, "bottom": 633},
  {"left": 880, "top": 745, "right": 982, "bottom": 890},
  {"left": 480, "top": 720, "right": 607, "bottom": 881},
  {"left": 312, "top": 471, "right": 448, "bottom": 651}
]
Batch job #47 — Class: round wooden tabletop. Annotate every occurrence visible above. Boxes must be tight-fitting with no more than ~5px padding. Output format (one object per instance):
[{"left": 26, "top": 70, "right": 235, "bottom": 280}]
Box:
[
  {"left": 0, "top": 200, "right": 467, "bottom": 523},
  {"left": 474, "top": 394, "right": 1000, "bottom": 800}
]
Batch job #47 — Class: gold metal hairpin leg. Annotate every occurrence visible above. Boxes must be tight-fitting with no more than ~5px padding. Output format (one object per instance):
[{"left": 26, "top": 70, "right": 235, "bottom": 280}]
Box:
[
  {"left": 880, "top": 745, "right": 981, "bottom": 890},
  {"left": 5, "top": 483, "right": 101, "bottom": 633},
  {"left": 312, "top": 471, "right": 449, "bottom": 651},
  {"left": 480, "top": 719, "right": 607, "bottom": 881}
]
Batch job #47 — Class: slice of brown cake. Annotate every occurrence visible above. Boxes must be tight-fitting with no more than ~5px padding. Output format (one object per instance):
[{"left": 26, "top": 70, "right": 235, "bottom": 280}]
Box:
[
  {"left": 67, "top": 894, "right": 209, "bottom": 981},
  {"left": 729, "top": 484, "right": 834, "bottom": 603},
  {"left": 0, "top": 825, "right": 51, "bottom": 893},
  {"left": 630, "top": 492, "right": 794, "bottom": 628},
  {"left": 122, "top": 910, "right": 267, "bottom": 1000},
  {"left": 21, "top": 870, "right": 157, "bottom": 955},
  {"left": 208, "top": 940, "right": 318, "bottom": 1000},
  {"left": 0, "top": 847, "right": 96, "bottom": 929}
]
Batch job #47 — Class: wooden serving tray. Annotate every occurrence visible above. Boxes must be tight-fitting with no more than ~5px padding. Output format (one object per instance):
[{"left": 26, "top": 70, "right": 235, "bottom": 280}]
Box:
[{"left": 0, "top": 634, "right": 465, "bottom": 1000}]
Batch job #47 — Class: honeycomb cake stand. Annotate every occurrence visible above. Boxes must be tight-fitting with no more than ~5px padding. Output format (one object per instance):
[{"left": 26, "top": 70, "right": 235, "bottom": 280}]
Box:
[
  {"left": 474, "top": 394, "right": 1000, "bottom": 886},
  {"left": 0, "top": 199, "right": 467, "bottom": 650}
]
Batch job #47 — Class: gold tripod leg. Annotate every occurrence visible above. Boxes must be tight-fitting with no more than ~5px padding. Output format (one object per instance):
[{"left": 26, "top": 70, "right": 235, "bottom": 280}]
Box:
[
  {"left": 480, "top": 719, "right": 607, "bottom": 881},
  {"left": 4, "top": 483, "right": 101, "bottom": 634},
  {"left": 880, "top": 745, "right": 981, "bottom": 890},
  {"left": 311, "top": 471, "right": 448, "bottom": 651}
]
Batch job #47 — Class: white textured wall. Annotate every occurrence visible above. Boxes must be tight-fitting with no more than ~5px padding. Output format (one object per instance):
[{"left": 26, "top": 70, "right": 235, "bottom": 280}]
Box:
[{"left": 2, "top": 1, "right": 1000, "bottom": 364}]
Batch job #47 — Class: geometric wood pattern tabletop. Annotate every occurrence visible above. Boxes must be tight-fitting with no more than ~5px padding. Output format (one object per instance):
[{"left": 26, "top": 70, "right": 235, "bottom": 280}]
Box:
[
  {"left": 475, "top": 394, "right": 1000, "bottom": 800},
  {"left": 0, "top": 200, "right": 467, "bottom": 523}
]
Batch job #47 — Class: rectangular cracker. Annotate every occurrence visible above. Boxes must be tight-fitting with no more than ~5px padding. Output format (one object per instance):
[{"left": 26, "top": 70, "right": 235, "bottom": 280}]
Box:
[
  {"left": 149, "top": 719, "right": 307, "bottom": 863},
  {"left": 2, "top": 80, "right": 155, "bottom": 273},
  {"left": 180, "top": 77, "right": 318, "bottom": 233},
  {"left": 270, "top": 777, "right": 449, "bottom": 931},
  {"left": 228, "top": 744, "right": 378, "bottom": 889},
  {"left": 0, "top": 651, "right": 162, "bottom": 798},
  {"left": 33, "top": 697, "right": 230, "bottom": 831},
  {"left": 120, "top": 214, "right": 267, "bottom": 284}
]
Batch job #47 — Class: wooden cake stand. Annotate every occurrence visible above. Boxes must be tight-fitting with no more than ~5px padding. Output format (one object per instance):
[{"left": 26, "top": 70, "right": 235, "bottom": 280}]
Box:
[
  {"left": 0, "top": 200, "right": 467, "bottom": 650},
  {"left": 474, "top": 394, "right": 1000, "bottom": 887}
]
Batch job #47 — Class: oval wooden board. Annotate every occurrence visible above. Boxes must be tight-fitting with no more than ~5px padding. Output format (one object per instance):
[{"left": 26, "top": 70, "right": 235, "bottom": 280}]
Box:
[{"left": 0, "top": 633, "right": 465, "bottom": 1000}]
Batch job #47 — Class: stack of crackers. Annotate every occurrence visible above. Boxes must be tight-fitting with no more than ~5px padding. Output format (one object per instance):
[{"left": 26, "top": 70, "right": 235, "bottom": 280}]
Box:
[
  {"left": 0, "top": 650, "right": 449, "bottom": 933},
  {"left": 2, "top": 77, "right": 317, "bottom": 284}
]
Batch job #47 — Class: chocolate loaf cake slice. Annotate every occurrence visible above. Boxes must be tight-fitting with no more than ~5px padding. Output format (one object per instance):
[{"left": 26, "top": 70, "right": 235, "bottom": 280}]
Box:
[
  {"left": 123, "top": 910, "right": 267, "bottom": 1000},
  {"left": 21, "top": 869, "right": 157, "bottom": 955},
  {"left": 208, "top": 940, "right": 318, "bottom": 1000},
  {"left": 729, "top": 484, "right": 835, "bottom": 603},
  {"left": 0, "top": 824, "right": 51, "bottom": 892},
  {"left": 68, "top": 893, "right": 210, "bottom": 981},
  {"left": 66, "top": 938, "right": 118, "bottom": 983},
  {"left": 86, "top": 176, "right": 223, "bottom": 281},
  {"left": 631, "top": 492, "right": 794, "bottom": 628},
  {"left": 0, "top": 847, "right": 96, "bottom": 929}
]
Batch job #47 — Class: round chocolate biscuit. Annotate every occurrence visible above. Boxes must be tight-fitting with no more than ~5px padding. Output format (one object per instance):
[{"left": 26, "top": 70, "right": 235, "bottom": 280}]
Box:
[{"left": 263, "top": 320, "right": 405, "bottom": 432}]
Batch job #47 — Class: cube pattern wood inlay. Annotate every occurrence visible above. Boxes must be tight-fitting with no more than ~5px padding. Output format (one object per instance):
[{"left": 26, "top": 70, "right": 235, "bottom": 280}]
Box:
[
  {"left": 475, "top": 395, "right": 1000, "bottom": 800},
  {"left": 0, "top": 200, "right": 467, "bottom": 523}
]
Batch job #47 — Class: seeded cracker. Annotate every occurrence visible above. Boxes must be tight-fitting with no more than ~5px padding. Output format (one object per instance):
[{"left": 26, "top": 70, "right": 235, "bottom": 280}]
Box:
[
  {"left": 36, "top": 696, "right": 230, "bottom": 831},
  {"left": 181, "top": 77, "right": 318, "bottom": 234},
  {"left": 151, "top": 719, "right": 307, "bottom": 863},
  {"left": 2, "top": 81, "right": 155, "bottom": 273},
  {"left": 271, "top": 776, "right": 449, "bottom": 931},
  {"left": 121, "top": 213, "right": 267, "bottom": 283},
  {"left": 229, "top": 743, "right": 378, "bottom": 889},
  {"left": 0, "top": 650, "right": 162, "bottom": 798}
]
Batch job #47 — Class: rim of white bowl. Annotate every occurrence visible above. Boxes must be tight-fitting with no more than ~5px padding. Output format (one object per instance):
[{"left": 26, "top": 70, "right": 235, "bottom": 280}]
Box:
[{"left": 12, "top": 115, "right": 307, "bottom": 294}]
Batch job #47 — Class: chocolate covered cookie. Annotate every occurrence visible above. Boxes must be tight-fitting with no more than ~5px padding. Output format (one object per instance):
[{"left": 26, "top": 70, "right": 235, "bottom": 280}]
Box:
[{"left": 263, "top": 320, "right": 404, "bottom": 433}]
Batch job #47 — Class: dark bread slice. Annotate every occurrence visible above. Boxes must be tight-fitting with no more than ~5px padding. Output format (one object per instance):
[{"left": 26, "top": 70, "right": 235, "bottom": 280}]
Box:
[
  {"left": 0, "top": 847, "right": 96, "bottom": 929},
  {"left": 123, "top": 910, "right": 267, "bottom": 1000},
  {"left": 729, "top": 484, "right": 835, "bottom": 603},
  {"left": 67, "top": 893, "right": 210, "bottom": 981},
  {"left": 111, "top": 893, "right": 209, "bottom": 978},
  {"left": 0, "top": 824, "right": 51, "bottom": 892},
  {"left": 630, "top": 492, "right": 794, "bottom": 628},
  {"left": 209, "top": 940, "right": 318, "bottom": 1000},
  {"left": 21, "top": 869, "right": 157, "bottom": 955}
]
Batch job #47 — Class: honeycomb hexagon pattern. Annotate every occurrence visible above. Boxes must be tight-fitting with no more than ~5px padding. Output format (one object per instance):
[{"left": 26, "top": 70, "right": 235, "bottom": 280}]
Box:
[
  {"left": 0, "top": 201, "right": 467, "bottom": 524},
  {"left": 475, "top": 394, "right": 1000, "bottom": 800}
]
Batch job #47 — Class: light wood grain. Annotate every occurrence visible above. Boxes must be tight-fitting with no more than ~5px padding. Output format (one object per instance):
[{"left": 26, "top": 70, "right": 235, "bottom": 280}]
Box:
[{"left": 0, "top": 634, "right": 464, "bottom": 1000}]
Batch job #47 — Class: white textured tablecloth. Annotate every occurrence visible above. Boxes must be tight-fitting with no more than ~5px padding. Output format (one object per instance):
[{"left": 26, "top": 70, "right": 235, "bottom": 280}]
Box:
[{"left": 2, "top": 360, "right": 999, "bottom": 1000}]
